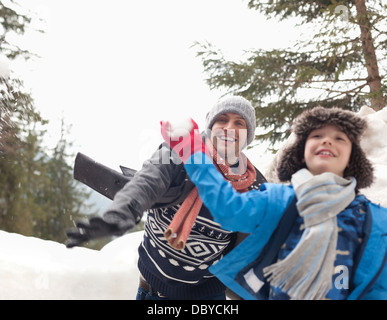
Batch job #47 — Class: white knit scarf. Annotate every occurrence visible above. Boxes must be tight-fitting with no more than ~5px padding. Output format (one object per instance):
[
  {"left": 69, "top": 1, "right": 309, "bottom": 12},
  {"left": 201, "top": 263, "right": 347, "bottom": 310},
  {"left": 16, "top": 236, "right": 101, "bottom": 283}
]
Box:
[{"left": 263, "top": 169, "right": 356, "bottom": 300}]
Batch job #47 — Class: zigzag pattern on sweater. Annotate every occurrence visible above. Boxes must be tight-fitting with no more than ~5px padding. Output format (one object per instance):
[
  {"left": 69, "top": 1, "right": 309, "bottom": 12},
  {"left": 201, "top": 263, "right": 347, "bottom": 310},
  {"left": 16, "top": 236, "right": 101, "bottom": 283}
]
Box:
[{"left": 143, "top": 205, "right": 231, "bottom": 276}]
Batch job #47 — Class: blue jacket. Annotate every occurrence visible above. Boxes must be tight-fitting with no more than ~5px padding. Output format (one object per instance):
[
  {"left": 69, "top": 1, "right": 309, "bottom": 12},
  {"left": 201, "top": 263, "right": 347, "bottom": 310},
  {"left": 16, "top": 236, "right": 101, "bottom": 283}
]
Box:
[{"left": 185, "top": 153, "right": 387, "bottom": 300}]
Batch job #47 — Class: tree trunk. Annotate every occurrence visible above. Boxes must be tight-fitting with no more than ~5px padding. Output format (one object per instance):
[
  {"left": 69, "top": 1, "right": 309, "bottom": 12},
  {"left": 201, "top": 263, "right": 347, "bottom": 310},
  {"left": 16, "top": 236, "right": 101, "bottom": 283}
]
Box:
[{"left": 355, "top": 0, "right": 385, "bottom": 110}]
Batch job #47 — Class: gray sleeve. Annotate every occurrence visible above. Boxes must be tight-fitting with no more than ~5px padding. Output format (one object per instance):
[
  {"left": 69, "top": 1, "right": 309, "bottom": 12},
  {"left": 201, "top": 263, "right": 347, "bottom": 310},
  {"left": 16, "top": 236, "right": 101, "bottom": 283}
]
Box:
[{"left": 103, "top": 143, "right": 187, "bottom": 224}]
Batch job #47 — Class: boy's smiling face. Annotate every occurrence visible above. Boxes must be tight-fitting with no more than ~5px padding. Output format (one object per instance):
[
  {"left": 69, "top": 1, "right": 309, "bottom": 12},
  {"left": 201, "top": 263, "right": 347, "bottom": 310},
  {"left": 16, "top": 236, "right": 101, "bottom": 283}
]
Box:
[{"left": 304, "top": 124, "right": 352, "bottom": 177}]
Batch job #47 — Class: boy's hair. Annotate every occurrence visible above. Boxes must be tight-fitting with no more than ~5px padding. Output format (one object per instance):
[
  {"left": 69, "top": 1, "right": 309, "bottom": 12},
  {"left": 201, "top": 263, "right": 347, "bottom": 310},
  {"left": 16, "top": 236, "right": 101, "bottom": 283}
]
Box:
[{"left": 277, "top": 106, "right": 374, "bottom": 189}]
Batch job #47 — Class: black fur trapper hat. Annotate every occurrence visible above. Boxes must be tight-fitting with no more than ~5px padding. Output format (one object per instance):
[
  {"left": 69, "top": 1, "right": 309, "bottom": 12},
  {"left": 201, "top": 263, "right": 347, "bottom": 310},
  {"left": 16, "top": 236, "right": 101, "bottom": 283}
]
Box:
[{"left": 277, "top": 106, "right": 374, "bottom": 189}]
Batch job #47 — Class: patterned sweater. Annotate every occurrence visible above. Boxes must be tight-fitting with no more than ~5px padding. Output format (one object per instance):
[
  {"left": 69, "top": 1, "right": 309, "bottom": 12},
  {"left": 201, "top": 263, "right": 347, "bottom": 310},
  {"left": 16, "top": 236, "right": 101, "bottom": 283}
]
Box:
[
  {"left": 138, "top": 167, "right": 264, "bottom": 299},
  {"left": 138, "top": 203, "right": 235, "bottom": 299},
  {"left": 105, "top": 142, "right": 266, "bottom": 299}
]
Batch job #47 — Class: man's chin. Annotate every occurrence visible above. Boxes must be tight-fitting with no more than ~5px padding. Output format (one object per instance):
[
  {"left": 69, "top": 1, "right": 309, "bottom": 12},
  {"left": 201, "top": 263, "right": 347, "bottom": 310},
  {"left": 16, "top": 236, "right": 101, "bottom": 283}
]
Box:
[{"left": 216, "top": 150, "right": 240, "bottom": 165}]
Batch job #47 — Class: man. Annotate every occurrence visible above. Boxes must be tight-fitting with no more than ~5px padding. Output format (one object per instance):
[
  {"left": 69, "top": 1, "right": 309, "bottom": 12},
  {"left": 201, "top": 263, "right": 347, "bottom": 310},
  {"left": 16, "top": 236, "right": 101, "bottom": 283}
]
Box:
[{"left": 65, "top": 96, "right": 267, "bottom": 300}]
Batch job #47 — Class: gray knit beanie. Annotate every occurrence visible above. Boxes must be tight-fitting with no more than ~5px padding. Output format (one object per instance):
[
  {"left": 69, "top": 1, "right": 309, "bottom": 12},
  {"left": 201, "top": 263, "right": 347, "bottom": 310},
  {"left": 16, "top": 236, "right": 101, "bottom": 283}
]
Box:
[
  {"left": 205, "top": 96, "right": 256, "bottom": 146},
  {"left": 277, "top": 106, "right": 374, "bottom": 190}
]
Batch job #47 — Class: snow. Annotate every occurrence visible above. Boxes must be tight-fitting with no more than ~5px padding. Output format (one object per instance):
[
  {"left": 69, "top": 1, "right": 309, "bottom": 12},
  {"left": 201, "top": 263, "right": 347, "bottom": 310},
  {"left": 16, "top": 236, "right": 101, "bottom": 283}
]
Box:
[
  {"left": 167, "top": 118, "right": 195, "bottom": 139},
  {"left": 0, "top": 230, "right": 143, "bottom": 300},
  {"left": 1, "top": 106, "right": 387, "bottom": 300},
  {"left": 0, "top": 55, "right": 10, "bottom": 79}
]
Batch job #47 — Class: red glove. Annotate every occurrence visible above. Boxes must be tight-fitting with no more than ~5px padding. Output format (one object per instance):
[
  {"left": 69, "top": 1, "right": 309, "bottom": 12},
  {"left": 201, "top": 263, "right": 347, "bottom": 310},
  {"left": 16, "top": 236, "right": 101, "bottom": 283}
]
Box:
[{"left": 160, "top": 118, "right": 206, "bottom": 163}]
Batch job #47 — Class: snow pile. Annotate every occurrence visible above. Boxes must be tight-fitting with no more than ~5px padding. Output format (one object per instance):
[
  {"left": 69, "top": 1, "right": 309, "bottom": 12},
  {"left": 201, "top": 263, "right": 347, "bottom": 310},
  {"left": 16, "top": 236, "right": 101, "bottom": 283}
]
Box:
[
  {"left": 0, "top": 230, "right": 143, "bottom": 299},
  {"left": 0, "top": 106, "right": 387, "bottom": 300},
  {"left": 357, "top": 106, "right": 387, "bottom": 207}
]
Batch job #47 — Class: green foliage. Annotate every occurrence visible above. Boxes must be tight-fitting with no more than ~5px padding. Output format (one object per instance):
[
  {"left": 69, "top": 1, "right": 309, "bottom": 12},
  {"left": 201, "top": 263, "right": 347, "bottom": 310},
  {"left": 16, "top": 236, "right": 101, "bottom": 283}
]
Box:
[
  {"left": 1, "top": 84, "right": 92, "bottom": 241},
  {"left": 247, "top": 0, "right": 353, "bottom": 22},
  {"left": 0, "top": 0, "right": 95, "bottom": 243},
  {"left": 31, "top": 121, "right": 94, "bottom": 242},
  {"left": 0, "top": 0, "right": 37, "bottom": 60},
  {"left": 196, "top": 0, "right": 387, "bottom": 146}
]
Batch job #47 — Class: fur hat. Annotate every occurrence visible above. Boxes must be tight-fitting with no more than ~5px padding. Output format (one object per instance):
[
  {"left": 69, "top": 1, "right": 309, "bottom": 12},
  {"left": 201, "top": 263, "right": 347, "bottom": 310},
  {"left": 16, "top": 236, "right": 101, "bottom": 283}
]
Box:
[
  {"left": 205, "top": 96, "right": 256, "bottom": 146},
  {"left": 277, "top": 106, "right": 374, "bottom": 189}
]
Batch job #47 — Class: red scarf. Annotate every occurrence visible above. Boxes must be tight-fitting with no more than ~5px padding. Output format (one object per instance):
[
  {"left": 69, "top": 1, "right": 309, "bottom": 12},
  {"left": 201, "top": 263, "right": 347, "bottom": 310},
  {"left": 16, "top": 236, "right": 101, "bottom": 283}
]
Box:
[{"left": 164, "top": 139, "right": 256, "bottom": 250}]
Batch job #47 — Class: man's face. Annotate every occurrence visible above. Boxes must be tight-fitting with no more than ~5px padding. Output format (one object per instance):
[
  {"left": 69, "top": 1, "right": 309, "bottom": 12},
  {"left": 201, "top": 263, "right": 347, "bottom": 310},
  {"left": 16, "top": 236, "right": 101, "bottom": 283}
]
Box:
[{"left": 210, "top": 113, "right": 248, "bottom": 164}]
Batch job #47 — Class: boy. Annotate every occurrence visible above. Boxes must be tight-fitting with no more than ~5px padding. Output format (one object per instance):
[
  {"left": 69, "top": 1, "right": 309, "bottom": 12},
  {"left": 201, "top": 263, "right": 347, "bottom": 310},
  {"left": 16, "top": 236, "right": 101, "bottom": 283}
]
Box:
[{"left": 161, "top": 106, "right": 387, "bottom": 300}]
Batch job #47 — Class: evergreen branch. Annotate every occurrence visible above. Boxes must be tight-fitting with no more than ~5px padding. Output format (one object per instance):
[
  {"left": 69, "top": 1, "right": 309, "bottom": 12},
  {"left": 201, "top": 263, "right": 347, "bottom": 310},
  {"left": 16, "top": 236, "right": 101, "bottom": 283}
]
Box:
[
  {"left": 298, "top": 77, "right": 368, "bottom": 83},
  {"left": 321, "top": 83, "right": 368, "bottom": 96}
]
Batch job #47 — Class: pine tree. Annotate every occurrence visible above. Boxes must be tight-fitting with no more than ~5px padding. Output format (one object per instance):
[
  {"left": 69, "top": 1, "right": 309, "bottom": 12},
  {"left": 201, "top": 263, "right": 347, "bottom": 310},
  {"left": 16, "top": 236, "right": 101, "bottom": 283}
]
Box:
[
  {"left": 35, "top": 121, "right": 94, "bottom": 242},
  {"left": 1, "top": 0, "right": 45, "bottom": 233},
  {"left": 196, "top": 0, "right": 387, "bottom": 146},
  {"left": 1, "top": 1, "right": 94, "bottom": 242}
]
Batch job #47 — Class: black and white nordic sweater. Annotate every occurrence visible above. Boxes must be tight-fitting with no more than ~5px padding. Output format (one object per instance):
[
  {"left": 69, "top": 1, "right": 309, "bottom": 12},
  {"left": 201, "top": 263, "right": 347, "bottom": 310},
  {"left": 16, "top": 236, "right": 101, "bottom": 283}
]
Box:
[{"left": 105, "top": 142, "right": 266, "bottom": 299}]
